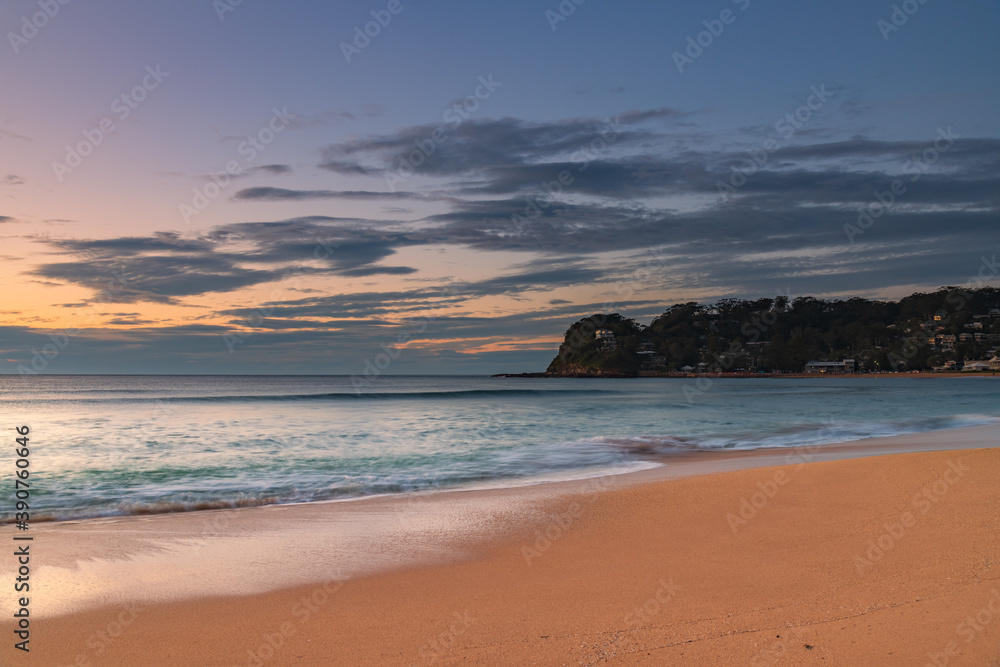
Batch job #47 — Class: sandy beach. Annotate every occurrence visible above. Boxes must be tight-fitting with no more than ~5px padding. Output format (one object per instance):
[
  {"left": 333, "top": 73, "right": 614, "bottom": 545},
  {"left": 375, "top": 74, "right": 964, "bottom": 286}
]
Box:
[{"left": 4, "top": 426, "right": 1000, "bottom": 666}]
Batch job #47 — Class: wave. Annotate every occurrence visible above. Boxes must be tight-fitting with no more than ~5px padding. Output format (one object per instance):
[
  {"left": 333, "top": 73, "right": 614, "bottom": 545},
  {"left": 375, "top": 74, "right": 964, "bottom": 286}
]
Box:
[
  {"left": 582, "top": 413, "right": 1000, "bottom": 454},
  {"left": 12, "top": 459, "right": 654, "bottom": 523},
  {"left": 25, "top": 388, "right": 619, "bottom": 404},
  {"left": 8, "top": 412, "right": 997, "bottom": 523}
]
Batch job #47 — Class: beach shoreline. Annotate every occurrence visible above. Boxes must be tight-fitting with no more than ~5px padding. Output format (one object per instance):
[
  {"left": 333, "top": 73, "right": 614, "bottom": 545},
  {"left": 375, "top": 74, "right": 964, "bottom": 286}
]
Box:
[{"left": 3, "top": 424, "right": 1000, "bottom": 664}]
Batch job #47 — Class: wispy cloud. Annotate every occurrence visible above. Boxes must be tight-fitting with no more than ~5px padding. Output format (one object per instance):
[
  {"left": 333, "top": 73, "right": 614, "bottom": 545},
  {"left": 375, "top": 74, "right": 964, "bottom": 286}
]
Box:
[{"left": 233, "top": 187, "right": 428, "bottom": 202}]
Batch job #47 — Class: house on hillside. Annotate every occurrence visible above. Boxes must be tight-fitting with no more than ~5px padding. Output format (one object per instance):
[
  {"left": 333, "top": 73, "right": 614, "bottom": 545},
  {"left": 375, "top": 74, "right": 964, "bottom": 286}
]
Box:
[
  {"left": 595, "top": 329, "right": 616, "bottom": 351},
  {"left": 639, "top": 355, "right": 666, "bottom": 372}
]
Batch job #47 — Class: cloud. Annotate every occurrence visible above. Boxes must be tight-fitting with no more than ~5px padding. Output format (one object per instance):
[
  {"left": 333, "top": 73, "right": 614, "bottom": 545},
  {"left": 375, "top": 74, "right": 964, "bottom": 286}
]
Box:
[
  {"left": 218, "top": 262, "right": 611, "bottom": 321},
  {"left": 771, "top": 136, "right": 1000, "bottom": 165},
  {"left": 282, "top": 105, "right": 383, "bottom": 131},
  {"left": 467, "top": 265, "right": 607, "bottom": 296},
  {"left": 3, "top": 174, "right": 24, "bottom": 186},
  {"left": 573, "top": 85, "right": 629, "bottom": 96},
  {"left": 35, "top": 254, "right": 279, "bottom": 304},
  {"left": 317, "top": 113, "right": 677, "bottom": 177},
  {"left": 18, "top": 110, "right": 1000, "bottom": 325},
  {"left": 0, "top": 129, "right": 30, "bottom": 142},
  {"left": 340, "top": 266, "right": 418, "bottom": 277},
  {"left": 211, "top": 105, "right": 381, "bottom": 144},
  {"left": 250, "top": 164, "right": 293, "bottom": 175},
  {"left": 220, "top": 288, "right": 464, "bottom": 319},
  {"left": 106, "top": 318, "right": 157, "bottom": 325},
  {"left": 233, "top": 187, "right": 426, "bottom": 202},
  {"left": 28, "top": 223, "right": 420, "bottom": 303},
  {"left": 618, "top": 107, "right": 690, "bottom": 124}
]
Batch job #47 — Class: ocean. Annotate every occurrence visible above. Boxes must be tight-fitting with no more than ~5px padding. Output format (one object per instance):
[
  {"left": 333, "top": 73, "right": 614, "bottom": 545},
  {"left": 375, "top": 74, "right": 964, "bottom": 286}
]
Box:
[{"left": 3, "top": 375, "right": 998, "bottom": 522}]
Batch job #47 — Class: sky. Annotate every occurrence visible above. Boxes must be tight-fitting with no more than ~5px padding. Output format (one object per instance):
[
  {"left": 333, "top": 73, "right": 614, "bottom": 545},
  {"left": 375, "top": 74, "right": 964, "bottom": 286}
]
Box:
[{"left": 1, "top": 0, "right": 998, "bottom": 374}]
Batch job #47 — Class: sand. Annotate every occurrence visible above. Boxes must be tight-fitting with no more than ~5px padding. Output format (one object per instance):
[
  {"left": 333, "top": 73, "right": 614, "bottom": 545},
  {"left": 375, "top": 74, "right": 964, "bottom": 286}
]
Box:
[{"left": 3, "top": 428, "right": 1000, "bottom": 665}]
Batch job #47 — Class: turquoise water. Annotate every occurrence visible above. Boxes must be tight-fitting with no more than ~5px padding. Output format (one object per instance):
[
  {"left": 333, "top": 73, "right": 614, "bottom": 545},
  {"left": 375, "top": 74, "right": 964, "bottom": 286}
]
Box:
[{"left": 2, "top": 375, "right": 998, "bottom": 521}]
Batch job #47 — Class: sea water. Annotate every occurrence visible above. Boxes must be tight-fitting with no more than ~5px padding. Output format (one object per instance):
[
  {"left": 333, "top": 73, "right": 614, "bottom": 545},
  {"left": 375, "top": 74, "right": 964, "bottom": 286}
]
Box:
[{"left": 2, "top": 375, "right": 997, "bottom": 521}]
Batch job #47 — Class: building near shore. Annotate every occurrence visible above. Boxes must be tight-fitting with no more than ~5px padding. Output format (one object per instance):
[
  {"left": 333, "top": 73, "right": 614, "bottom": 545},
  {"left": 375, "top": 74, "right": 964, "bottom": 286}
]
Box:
[
  {"left": 963, "top": 361, "right": 992, "bottom": 372},
  {"left": 804, "top": 359, "right": 856, "bottom": 374}
]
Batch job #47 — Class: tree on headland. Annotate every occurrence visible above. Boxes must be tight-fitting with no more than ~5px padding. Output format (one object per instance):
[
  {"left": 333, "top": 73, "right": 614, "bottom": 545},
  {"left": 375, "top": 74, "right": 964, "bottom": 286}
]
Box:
[{"left": 543, "top": 287, "right": 1000, "bottom": 375}]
